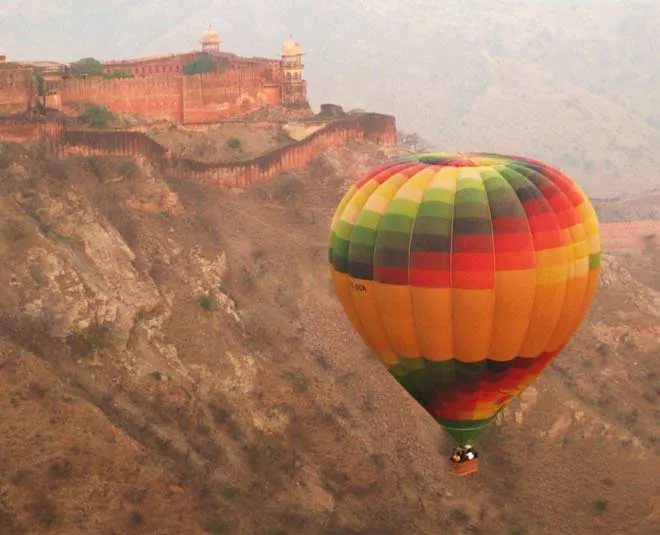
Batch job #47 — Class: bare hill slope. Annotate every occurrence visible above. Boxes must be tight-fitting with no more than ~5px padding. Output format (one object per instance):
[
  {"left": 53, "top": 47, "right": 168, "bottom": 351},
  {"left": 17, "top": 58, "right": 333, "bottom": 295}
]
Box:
[{"left": 0, "top": 140, "right": 659, "bottom": 534}]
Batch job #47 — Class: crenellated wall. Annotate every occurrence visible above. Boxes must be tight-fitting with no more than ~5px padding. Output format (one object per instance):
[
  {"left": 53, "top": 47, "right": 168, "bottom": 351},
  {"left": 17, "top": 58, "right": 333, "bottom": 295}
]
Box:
[
  {"left": 59, "top": 69, "right": 284, "bottom": 124},
  {"left": 63, "top": 129, "right": 169, "bottom": 161},
  {"left": 61, "top": 113, "right": 397, "bottom": 187}
]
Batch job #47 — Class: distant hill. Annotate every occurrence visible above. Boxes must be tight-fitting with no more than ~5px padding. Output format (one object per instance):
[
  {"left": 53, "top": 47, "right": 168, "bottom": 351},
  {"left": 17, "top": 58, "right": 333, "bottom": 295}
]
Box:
[
  {"left": 2, "top": 0, "right": 659, "bottom": 197},
  {"left": 595, "top": 189, "right": 660, "bottom": 222}
]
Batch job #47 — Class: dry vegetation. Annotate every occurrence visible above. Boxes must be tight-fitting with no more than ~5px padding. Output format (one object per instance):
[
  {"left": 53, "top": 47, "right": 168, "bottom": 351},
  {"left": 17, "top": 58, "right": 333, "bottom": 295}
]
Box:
[
  {"left": 147, "top": 123, "right": 297, "bottom": 163},
  {"left": 0, "top": 139, "right": 659, "bottom": 535}
]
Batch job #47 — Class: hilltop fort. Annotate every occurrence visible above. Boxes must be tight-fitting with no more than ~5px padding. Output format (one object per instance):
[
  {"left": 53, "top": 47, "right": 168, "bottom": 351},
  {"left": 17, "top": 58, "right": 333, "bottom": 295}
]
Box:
[
  {"left": 0, "top": 29, "right": 311, "bottom": 123},
  {"left": 0, "top": 29, "right": 397, "bottom": 190}
]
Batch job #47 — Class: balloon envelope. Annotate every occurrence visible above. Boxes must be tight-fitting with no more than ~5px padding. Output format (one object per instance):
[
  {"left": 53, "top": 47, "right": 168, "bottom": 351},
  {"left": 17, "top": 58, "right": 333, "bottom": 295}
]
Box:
[{"left": 328, "top": 152, "right": 601, "bottom": 445}]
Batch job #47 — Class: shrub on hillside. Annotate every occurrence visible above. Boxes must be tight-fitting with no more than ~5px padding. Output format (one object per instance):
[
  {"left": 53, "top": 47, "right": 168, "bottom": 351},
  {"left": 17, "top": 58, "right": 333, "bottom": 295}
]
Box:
[
  {"left": 66, "top": 323, "right": 111, "bottom": 357},
  {"left": 80, "top": 104, "right": 114, "bottom": 128},
  {"left": 642, "top": 233, "right": 657, "bottom": 250},
  {"left": 196, "top": 293, "right": 215, "bottom": 311},
  {"left": 273, "top": 173, "right": 305, "bottom": 202},
  {"left": 225, "top": 137, "right": 243, "bottom": 152},
  {"left": 308, "top": 155, "right": 335, "bottom": 179}
]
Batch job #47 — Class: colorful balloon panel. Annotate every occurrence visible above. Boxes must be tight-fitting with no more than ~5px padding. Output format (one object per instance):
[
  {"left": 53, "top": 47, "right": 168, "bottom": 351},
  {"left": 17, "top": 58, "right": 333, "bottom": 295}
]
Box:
[{"left": 328, "top": 152, "right": 601, "bottom": 444}]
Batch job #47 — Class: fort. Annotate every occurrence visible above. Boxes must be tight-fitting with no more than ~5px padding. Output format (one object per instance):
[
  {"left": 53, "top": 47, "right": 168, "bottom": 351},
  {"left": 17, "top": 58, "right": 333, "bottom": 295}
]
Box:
[
  {"left": 0, "top": 28, "right": 310, "bottom": 123},
  {"left": 0, "top": 28, "right": 398, "bottom": 188}
]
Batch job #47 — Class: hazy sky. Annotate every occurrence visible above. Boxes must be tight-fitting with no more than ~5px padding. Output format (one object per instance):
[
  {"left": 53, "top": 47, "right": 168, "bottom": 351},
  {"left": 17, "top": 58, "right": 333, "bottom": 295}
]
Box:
[{"left": 2, "top": 0, "right": 659, "bottom": 196}]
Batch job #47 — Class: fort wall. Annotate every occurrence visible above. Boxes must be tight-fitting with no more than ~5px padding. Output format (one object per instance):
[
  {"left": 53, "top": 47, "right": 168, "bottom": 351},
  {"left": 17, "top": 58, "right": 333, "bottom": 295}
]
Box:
[
  {"left": 62, "top": 113, "right": 397, "bottom": 187},
  {"left": 58, "top": 69, "right": 283, "bottom": 124},
  {"left": 60, "top": 75, "right": 184, "bottom": 121},
  {"left": 62, "top": 128, "right": 168, "bottom": 161},
  {"left": 181, "top": 70, "right": 279, "bottom": 123}
]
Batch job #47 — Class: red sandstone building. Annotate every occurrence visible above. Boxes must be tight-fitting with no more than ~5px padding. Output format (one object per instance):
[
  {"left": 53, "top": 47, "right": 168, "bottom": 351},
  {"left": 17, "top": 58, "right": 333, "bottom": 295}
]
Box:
[{"left": 0, "top": 28, "right": 310, "bottom": 123}]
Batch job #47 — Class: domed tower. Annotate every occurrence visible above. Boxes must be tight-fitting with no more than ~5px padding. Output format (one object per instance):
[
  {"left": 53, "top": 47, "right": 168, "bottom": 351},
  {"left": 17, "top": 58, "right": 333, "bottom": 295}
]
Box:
[
  {"left": 201, "top": 27, "right": 221, "bottom": 53},
  {"left": 280, "top": 35, "right": 307, "bottom": 106}
]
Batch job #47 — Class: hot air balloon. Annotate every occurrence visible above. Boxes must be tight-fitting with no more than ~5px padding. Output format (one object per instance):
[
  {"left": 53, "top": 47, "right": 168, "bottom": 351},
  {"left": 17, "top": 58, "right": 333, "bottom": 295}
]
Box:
[{"left": 328, "top": 152, "right": 601, "bottom": 476}]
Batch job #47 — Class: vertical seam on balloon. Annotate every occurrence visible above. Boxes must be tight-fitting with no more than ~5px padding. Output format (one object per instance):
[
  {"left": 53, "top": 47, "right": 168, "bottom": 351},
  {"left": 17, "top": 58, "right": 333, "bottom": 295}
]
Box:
[
  {"left": 371, "top": 166, "right": 420, "bottom": 362},
  {"left": 515, "top": 164, "right": 570, "bottom": 353},
  {"left": 448, "top": 168, "right": 457, "bottom": 373},
  {"left": 339, "top": 183, "right": 377, "bottom": 350},
  {"left": 491, "top": 163, "right": 538, "bottom": 414},
  {"left": 532, "top": 170, "right": 576, "bottom": 350},
  {"left": 344, "top": 162, "right": 415, "bottom": 360},
  {"left": 480, "top": 164, "right": 498, "bottom": 422},
  {"left": 406, "top": 168, "right": 431, "bottom": 364},
  {"left": 496, "top": 164, "right": 537, "bottom": 357},
  {"left": 446, "top": 166, "right": 460, "bottom": 429},
  {"left": 539, "top": 170, "right": 593, "bottom": 348},
  {"left": 505, "top": 167, "right": 541, "bottom": 352}
]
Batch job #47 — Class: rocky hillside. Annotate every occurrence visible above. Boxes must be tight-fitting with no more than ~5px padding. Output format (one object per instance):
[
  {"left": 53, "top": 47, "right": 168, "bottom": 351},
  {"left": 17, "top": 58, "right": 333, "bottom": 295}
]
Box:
[{"left": 0, "top": 139, "right": 659, "bottom": 535}]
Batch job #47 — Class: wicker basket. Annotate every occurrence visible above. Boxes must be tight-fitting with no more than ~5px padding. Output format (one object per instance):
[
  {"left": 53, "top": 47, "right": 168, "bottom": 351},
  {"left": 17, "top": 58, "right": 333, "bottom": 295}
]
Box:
[{"left": 451, "top": 458, "right": 479, "bottom": 476}]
